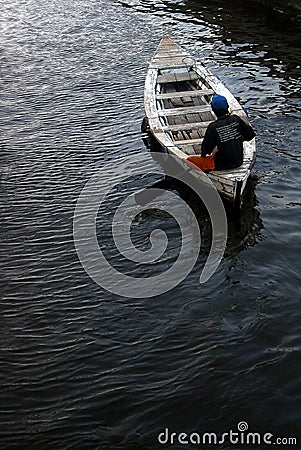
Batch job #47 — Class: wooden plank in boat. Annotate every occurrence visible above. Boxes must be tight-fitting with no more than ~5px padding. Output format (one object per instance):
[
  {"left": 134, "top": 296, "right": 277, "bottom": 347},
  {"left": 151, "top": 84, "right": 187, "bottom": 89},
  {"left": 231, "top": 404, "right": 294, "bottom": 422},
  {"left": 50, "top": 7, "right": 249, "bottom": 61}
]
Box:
[
  {"left": 153, "top": 54, "right": 190, "bottom": 60},
  {"left": 156, "top": 89, "right": 214, "bottom": 99},
  {"left": 155, "top": 36, "right": 188, "bottom": 53},
  {"left": 151, "top": 56, "right": 195, "bottom": 69},
  {"left": 158, "top": 105, "right": 211, "bottom": 116},
  {"left": 152, "top": 55, "right": 191, "bottom": 62},
  {"left": 154, "top": 51, "right": 187, "bottom": 59},
  {"left": 153, "top": 63, "right": 195, "bottom": 70},
  {"left": 192, "top": 95, "right": 214, "bottom": 122},
  {"left": 174, "top": 138, "right": 203, "bottom": 145},
  {"left": 157, "top": 72, "right": 198, "bottom": 84},
  {"left": 163, "top": 121, "right": 212, "bottom": 131}
]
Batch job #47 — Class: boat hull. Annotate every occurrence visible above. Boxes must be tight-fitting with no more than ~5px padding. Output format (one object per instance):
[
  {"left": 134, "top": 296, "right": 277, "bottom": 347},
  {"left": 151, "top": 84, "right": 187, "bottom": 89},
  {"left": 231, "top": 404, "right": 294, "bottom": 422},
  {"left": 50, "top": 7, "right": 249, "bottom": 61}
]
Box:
[{"left": 144, "top": 36, "right": 256, "bottom": 207}]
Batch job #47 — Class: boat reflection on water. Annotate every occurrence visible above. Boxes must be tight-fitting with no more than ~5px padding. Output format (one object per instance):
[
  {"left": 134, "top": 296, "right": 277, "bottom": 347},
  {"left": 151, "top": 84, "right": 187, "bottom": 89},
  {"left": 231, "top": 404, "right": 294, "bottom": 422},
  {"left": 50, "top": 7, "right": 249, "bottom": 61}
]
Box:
[
  {"left": 224, "top": 175, "right": 264, "bottom": 257},
  {"left": 140, "top": 131, "right": 264, "bottom": 258}
]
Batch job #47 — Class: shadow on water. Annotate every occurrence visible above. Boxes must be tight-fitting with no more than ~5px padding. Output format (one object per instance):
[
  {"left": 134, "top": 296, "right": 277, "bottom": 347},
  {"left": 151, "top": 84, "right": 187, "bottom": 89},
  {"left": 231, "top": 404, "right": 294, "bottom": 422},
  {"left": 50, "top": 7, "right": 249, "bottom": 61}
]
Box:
[{"left": 224, "top": 175, "right": 264, "bottom": 257}]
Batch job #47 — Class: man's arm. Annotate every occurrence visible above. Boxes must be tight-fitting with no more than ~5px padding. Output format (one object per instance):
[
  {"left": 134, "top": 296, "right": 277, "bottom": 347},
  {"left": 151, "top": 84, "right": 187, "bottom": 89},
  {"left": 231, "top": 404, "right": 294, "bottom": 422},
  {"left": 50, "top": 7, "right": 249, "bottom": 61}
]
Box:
[
  {"left": 239, "top": 116, "right": 256, "bottom": 142},
  {"left": 201, "top": 125, "right": 217, "bottom": 156}
]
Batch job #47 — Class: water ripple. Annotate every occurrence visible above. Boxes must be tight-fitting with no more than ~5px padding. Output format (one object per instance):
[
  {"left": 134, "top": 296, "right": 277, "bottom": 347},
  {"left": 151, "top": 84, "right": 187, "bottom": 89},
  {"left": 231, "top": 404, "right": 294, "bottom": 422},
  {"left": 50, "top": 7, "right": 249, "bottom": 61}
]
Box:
[{"left": 0, "top": 0, "right": 301, "bottom": 448}]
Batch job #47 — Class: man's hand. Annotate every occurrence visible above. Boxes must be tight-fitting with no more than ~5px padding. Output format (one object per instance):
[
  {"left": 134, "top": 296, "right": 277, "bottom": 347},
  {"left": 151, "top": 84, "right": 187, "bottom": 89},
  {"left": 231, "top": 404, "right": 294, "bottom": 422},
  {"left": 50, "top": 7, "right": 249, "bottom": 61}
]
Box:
[{"left": 205, "top": 147, "right": 218, "bottom": 157}]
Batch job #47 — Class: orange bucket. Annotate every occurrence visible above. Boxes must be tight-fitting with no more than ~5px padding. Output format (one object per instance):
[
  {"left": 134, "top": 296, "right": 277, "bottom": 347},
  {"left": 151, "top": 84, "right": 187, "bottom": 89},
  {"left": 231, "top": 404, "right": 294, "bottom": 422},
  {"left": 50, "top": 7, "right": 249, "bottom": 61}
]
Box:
[{"left": 186, "top": 154, "right": 215, "bottom": 171}]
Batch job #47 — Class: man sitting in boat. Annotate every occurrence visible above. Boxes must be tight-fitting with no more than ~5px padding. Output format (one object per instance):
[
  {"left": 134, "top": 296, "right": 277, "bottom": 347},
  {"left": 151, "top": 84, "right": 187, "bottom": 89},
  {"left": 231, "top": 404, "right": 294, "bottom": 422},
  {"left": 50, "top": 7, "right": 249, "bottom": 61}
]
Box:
[{"left": 186, "top": 95, "right": 255, "bottom": 171}]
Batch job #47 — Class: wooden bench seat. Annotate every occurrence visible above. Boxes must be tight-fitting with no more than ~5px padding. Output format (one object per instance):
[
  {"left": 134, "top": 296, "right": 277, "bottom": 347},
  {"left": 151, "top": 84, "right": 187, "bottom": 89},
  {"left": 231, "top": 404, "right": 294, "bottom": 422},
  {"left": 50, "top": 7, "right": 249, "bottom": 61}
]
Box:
[
  {"left": 156, "top": 89, "right": 214, "bottom": 99},
  {"left": 158, "top": 105, "right": 211, "bottom": 116},
  {"left": 173, "top": 138, "right": 203, "bottom": 145},
  {"left": 157, "top": 72, "right": 198, "bottom": 84},
  {"left": 163, "top": 121, "right": 212, "bottom": 131}
]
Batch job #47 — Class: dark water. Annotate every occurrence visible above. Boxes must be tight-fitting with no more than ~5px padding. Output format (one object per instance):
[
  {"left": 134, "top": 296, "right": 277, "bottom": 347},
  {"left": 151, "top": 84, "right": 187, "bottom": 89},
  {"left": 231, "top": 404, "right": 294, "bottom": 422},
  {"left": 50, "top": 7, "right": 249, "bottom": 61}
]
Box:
[{"left": 1, "top": 0, "right": 301, "bottom": 448}]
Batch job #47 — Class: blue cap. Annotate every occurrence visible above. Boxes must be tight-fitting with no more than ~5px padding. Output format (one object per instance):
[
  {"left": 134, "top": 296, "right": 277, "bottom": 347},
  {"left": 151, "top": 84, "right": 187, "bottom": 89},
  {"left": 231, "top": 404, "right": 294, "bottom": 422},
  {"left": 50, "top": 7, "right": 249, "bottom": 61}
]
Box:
[{"left": 211, "top": 95, "right": 229, "bottom": 110}]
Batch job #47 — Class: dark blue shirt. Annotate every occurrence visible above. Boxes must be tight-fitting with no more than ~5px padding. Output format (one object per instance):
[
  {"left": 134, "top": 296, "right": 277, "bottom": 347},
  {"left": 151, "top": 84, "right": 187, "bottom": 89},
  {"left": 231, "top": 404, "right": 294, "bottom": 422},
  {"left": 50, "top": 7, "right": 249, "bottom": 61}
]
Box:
[{"left": 201, "top": 114, "right": 255, "bottom": 170}]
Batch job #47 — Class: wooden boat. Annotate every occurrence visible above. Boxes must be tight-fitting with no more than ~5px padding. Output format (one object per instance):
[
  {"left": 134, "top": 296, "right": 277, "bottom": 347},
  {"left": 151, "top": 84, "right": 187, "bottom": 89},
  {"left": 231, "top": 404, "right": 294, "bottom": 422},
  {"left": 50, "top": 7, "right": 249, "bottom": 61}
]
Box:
[{"left": 144, "top": 35, "right": 256, "bottom": 207}]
